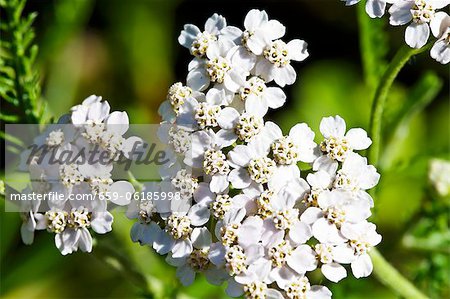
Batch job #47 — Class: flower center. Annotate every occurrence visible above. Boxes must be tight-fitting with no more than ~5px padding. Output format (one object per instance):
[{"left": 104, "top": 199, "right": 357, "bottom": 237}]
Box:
[
  {"left": 203, "top": 149, "right": 230, "bottom": 176},
  {"left": 211, "top": 194, "right": 232, "bottom": 219},
  {"left": 241, "top": 30, "right": 254, "bottom": 51},
  {"left": 168, "top": 127, "right": 191, "bottom": 154},
  {"left": 269, "top": 240, "right": 293, "bottom": 268},
  {"left": 350, "top": 239, "right": 371, "bottom": 256},
  {"left": 325, "top": 207, "right": 346, "bottom": 227},
  {"left": 59, "top": 164, "right": 84, "bottom": 188},
  {"left": 315, "top": 243, "right": 334, "bottom": 264},
  {"left": 272, "top": 136, "right": 299, "bottom": 165},
  {"left": 248, "top": 157, "right": 276, "bottom": 184},
  {"left": 46, "top": 129, "right": 65, "bottom": 147},
  {"left": 190, "top": 31, "right": 217, "bottom": 57},
  {"left": 83, "top": 120, "right": 105, "bottom": 144},
  {"left": 320, "top": 136, "right": 350, "bottom": 162},
  {"left": 244, "top": 281, "right": 267, "bottom": 299},
  {"left": 171, "top": 169, "right": 199, "bottom": 199},
  {"left": 45, "top": 210, "right": 68, "bottom": 233},
  {"left": 264, "top": 40, "right": 290, "bottom": 67},
  {"left": 220, "top": 223, "right": 240, "bottom": 246},
  {"left": 195, "top": 102, "right": 221, "bottom": 129},
  {"left": 166, "top": 214, "right": 192, "bottom": 240},
  {"left": 273, "top": 209, "right": 299, "bottom": 230},
  {"left": 239, "top": 76, "right": 266, "bottom": 101},
  {"left": 187, "top": 248, "right": 210, "bottom": 271},
  {"left": 235, "top": 114, "right": 263, "bottom": 142},
  {"left": 285, "top": 277, "right": 311, "bottom": 299},
  {"left": 68, "top": 207, "right": 91, "bottom": 229},
  {"left": 167, "top": 82, "right": 192, "bottom": 115},
  {"left": 139, "top": 200, "right": 155, "bottom": 224},
  {"left": 303, "top": 190, "right": 320, "bottom": 208},
  {"left": 225, "top": 245, "right": 247, "bottom": 276},
  {"left": 256, "top": 190, "right": 274, "bottom": 219},
  {"left": 206, "top": 57, "right": 231, "bottom": 83},
  {"left": 412, "top": 0, "right": 435, "bottom": 24},
  {"left": 333, "top": 171, "right": 358, "bottom": 191},
  {"left": 89, "top": 175, "right": 113, "bottom": 195}
]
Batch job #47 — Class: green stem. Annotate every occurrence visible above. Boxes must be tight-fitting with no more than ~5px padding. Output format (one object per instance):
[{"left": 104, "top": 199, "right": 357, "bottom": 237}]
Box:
[
  {"left": 368, "top": 44, "right": 431, "bottom": 167},
  {"left": 370, "top": 248, "right": 429, "bottom": 299}
]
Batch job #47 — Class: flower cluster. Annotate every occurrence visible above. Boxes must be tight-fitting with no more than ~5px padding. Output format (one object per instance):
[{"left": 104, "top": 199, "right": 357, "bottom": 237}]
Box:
[
  {"left": 19, "top": 96, "right": 136, "bottom": 255},
  {"left": 130, "top": 10, "right": 382, "bottom": 299},
  {"left": 342, "top": 0, "right": 450, "bottom": 64}
]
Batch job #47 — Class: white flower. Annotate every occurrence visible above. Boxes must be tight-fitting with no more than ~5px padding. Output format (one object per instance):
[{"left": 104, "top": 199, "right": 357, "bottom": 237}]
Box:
[
  {"left": 259, "top": 121, "right": 318, "bottom": 164},
  {"left": 342, "top": 0, "right": 394, "bottom": 18},
  {"left": 187, "top": 130, "right": 231, "bottom": 193},
  {"left": 158, "top": 82, "right": 206, "bottom": 122},
  {"left": 282, "top": 275, "right": 332, "bottom": 299},
  {"left": 333, "top": 152, "right": 380, "bottom": 206},
  {"left": 71, "top": 95, "right": 110, "bottom": 126},
  {"left": 314, "top": 115, "right": 372, "bottom": 173},
  {"left": 255, "top": 39, "right": 309, "bottom": 87},
  {"left": 388, "top": 0, "right": 450, "bottom": 48},
  {"left": 240, "top": 9, "right": 286, "bottom": 55},
  {"left": 301, "top": 190, "right": 372, "bottom": 244},
  {"left": 165, "top": 227, "right": 227, "bottom": 286},
  {"left": 187, "top": 39, "right": 247, "bottom": 92},
  {"left": 430, "top": 11, "right": 450, "bottom": 64},
  {"left": 227, "top": 138, "right": 276, "bottom": 189},
  {"left": 178, "top": 13, "right": 241, "bottom": 58},
  {"left": 238, "top": 76, "right": 286, "bottom": 117},
  {"left": 334, "top": 221, "right": 382, "bottom": 278},
  {"left": 428, "top": 158, "right": 450, "bottom": 196}
]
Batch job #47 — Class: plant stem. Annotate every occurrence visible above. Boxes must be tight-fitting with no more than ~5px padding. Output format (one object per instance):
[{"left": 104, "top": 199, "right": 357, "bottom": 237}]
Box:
[
  {"left": 368, "top": 44, "right": 431, "bottom": 167},
  {"left": 370, "top": 248, "right": 429, "bottom": 299}
]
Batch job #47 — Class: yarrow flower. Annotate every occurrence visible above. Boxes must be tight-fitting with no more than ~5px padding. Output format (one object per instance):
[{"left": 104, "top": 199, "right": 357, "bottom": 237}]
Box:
[
  {"left": 138, "top": 9, "right": 383, "bottom": 299},
  {"left": 17, "top": 95, "right": 137, "bottom": 255},
  {"left": 340, "top": 0, "right": 450, "bottom": 64}
]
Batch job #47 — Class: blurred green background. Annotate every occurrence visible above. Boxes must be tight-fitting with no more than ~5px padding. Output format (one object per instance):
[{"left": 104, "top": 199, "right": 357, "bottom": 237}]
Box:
[{"left": 1, "top": 0, "right": 449, "bottom": 298}]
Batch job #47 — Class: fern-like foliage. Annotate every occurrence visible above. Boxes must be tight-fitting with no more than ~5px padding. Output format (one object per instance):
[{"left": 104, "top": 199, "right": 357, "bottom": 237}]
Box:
[{"left": 0, "top": 0, "right": 43, "bottom": 125}]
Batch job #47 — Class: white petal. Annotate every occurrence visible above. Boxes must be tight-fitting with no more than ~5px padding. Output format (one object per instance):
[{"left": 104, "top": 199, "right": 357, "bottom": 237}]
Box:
[
  {"left": 320, "top": 115, "right": 346, "bottom": 138},
  {"left": 405, "top": 23, "right": 430, "bottom": 49},
  {"left": 313, "top": 155, "right": 339, "bottom": 174},
  {"left": 300, "top": 207, "right": 322, "bottom": 224},
  {"left": 244, "top": 9, "right": 268, "bottom": 31},
  {"left": 205, "top": 13, "right": 226, "bottom": 34},
  {"left": 388, "top": 2, "right": 413, "bottom": 26},
  {"left": 109, "top": 181, "right": 134, "bottom": 206},
  {"left": 351, "top": 254, "right": 373, "bottom": 278},
  {"left": 289, "top": 221, "right": 312, "bottom": 244},
  {"left": 287, "top": 39, "right": 309, "bottom": 61},
  {"left": 430, "top": 12, "right": 450, "bottom": 37},
  {"left": 287, "top": 245, "right": 318, "bottom": 273},
  {"left": 228, "top": 168, "right": 252, "bottom": 189},
  {"left": 172, "top": 239, "right": 193, "bottom": 258},
  {"left": 91, "top": 211, "right": 113, "bottom": 234},
  {"left": 210, "top": 174, "right": 229, "bottom": 193},
  {"left": 365, "top": 0, "right": 386, "bottom": 18},
  {"left": 191, "top": 227, "right": 212, "bottom": 249},
  {"left": 176, "top": 265, "right": 196, "bottom": 286},
  {"left": 332, "top": 244, "right": 357, "bottom": 264},
  {"left": 228, "top": 145, "right": 252, "bottom": 167},
  {"left": 274, "top": 64, "right": 296, "bottom": 87},
  {"left": 188, "top": 203, "right": 210, "bottom": 226},
  {"left": 187, "top": 69, "right": 209, "bottom": 91},
  {"left": 106, "top": 111, "right": 129, "bottom": 135},
  {"left": 346, "top": 128, "right": 372, "bottom": 150},
  {"left": 312, "top": 218, "right": 346, "bottom": 244},
  {"left": 262, "top": 20, "right": 286, "bottom": 40},
  {"left": 217, "top": 107, "right": 240, "bottom": 129},
  {"left": 263, "top": 87, "right": 286, "bottom": 109},
  {"left": 321, "top": 262, "right": 347, "bottom": 282},
  {"left": 178, "top": 24, "right": 201, "bottom": 48},
  {"left": 245, "top": 94, "right": 268, "bottom": 117},
  {"left": 431, "top": 39, "right": 450, "bottom": 64}
]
